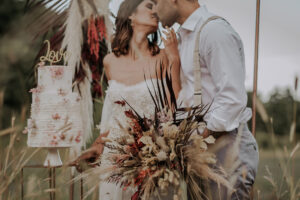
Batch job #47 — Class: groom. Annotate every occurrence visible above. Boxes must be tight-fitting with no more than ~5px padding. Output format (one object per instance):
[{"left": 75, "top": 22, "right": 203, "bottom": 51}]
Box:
[{"left": 152, "top": 0, "right": 259, "bottom": 199}]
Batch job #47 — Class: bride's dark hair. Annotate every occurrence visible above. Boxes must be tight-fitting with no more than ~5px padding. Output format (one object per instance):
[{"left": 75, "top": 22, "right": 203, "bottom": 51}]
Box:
[{"left": 111, "top": 0, "right": 160, "bottom": 57}]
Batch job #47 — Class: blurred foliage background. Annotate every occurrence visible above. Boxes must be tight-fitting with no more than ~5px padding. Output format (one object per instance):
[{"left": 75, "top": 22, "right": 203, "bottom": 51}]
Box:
[
  {"left": 0, "top": 0, "right": 299, "bottom": 199},
  {"left": 1, "top": 0, "right": 300, "bottom": 141}
]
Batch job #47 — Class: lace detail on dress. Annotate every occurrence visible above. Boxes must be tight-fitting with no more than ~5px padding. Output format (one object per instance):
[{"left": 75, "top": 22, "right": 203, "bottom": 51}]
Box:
[
  {"left": 100, "top": 78, "right": 165, "bottom": 139},
  {"left": 98, "top": 78, "right": 166, "bottom": 200}
]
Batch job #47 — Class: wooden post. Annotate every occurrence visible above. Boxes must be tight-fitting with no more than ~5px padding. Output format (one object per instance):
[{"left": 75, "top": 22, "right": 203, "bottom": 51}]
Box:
[
  {"left": 70, "top": 173, "right": 74, "bottom": 200},
  {"left": 252, "top": 0, "right": 261, "bottom": 136},
  {"left": 21, "top": 168, "right": 24, "bottom": 200}
]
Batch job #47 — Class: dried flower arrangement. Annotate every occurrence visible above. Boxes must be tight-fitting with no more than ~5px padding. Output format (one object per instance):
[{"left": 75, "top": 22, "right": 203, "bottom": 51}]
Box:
[{"left": 95, "top": 66, "right": 232, "bottom": 200}]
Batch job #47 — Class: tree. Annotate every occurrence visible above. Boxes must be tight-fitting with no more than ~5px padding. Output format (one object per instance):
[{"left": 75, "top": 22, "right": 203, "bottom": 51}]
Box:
[
  {"left": 0, "top": 0, "right": 44, "bottom": 128},
  {"left": 248, "top": 88, "right": 300, "bottom": 136}
]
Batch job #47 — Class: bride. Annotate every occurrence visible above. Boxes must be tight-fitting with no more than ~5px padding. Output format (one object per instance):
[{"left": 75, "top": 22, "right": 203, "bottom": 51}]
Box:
[{"left": 72, "top": 0, "right": 182, "bottom": 199}]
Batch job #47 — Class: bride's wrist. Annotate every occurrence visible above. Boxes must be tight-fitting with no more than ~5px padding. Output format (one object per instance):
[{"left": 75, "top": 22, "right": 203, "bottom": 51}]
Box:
[
  {"left": 94, "top": 136, "right": 106, "bottom": 145},
  {"left": 167, "top": 55, "right": 180, "bottom": 63},
  {"left": 93, "top": 130, "right": 109, "bottom": 146}
]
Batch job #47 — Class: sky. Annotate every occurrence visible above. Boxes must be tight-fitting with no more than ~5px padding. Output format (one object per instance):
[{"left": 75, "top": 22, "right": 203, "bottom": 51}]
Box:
[
  {"left": 200, "top": 0, "right": 300, "bottom": 100},
  {"left": 109, "top": 0, "right": 300, "bottom": 100}
]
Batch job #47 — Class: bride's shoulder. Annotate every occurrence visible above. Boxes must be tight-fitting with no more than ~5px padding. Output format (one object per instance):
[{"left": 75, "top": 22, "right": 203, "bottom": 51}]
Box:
[
  {"left": 103, "top": 53, "right": 118, "bottom": 66},
  {"left": 103, "top": 53, "right": 118, "bottom": 80}
]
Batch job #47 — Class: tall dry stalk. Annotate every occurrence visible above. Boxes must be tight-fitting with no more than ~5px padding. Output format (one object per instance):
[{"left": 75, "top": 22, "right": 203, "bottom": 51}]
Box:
[
  {"left": 0, "top": 90, "right": 4, "bottom": 129},
  {"left": 0, "top": 116, "right": 41, "bottom": 199},
  {"left": 290, "top": 76, "right": 298, "bottom": 144},
  {"left": 254, "top": 92, "right": 300, "bottom": 199}
]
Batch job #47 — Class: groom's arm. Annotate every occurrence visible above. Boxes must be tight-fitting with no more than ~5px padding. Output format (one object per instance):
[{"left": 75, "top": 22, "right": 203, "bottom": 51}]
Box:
[{"left": 201, "top": 21, "right": 251, "bottom": 132}]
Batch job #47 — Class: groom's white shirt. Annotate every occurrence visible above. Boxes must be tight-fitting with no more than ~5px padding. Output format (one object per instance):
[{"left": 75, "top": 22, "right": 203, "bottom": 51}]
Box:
[{"left": 177, "top": 5, "right": 252, "bottom": 132}]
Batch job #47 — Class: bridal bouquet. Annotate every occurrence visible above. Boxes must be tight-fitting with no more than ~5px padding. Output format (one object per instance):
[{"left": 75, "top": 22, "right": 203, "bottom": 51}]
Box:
[{"left": 100, "top": 70, "right": 231, "bottom": 200}]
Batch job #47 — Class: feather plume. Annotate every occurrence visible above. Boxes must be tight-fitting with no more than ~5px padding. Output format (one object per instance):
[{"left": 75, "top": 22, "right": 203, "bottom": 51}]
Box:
[
  {"left": 61, "top": 0, "right": 94, "bottom": 166},
  {"left": 77, "top": 61, "right": 94, "bottom": 146},
  {"left": 61, "top": 0, "right": 83, "bottom": 74},
  {"left": 95, "top": 0, "right": 114, "bottom": 50}
]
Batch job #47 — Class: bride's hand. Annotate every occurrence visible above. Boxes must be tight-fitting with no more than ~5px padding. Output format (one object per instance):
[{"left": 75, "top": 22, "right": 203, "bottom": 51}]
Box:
[
  {"left": 69, "top": 131, "right": 109, "bottom": 172},
  {"left": 161, "top": 26, "right": 180, "bottom": 61}
]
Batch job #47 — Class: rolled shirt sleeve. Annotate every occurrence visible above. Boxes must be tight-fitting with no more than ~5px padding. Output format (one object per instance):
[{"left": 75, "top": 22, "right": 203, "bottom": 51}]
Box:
[{"left": 201, "top": 21, "right": 252, "bottom": 132}]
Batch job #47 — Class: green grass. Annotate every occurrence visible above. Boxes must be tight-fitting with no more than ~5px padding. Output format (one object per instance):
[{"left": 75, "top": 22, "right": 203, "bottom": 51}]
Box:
[{"left": 254, "top": 149, "right": 300, "bottom": 199}]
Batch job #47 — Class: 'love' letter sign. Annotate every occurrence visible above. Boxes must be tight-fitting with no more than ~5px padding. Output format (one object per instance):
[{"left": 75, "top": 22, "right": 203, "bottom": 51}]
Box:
[{"left": 39, "top": 40, "right": 70, "bottom": 65}]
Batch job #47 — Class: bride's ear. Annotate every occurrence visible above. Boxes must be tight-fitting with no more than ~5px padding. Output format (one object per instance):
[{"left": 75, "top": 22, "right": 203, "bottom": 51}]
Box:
[{"left": 129, "top": 15, "right": 135, "bottom": 27}]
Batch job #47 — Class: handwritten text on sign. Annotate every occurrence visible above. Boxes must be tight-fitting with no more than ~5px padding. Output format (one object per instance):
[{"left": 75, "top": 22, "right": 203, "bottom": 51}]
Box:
[{"left": 39, "top": 40, "right": 70, "bottom": 65}]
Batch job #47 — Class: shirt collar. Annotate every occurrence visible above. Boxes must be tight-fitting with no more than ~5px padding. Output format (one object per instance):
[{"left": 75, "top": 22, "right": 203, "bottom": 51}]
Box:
[{"left": 180, "top": 5, "right": 208, "bottom": 32}]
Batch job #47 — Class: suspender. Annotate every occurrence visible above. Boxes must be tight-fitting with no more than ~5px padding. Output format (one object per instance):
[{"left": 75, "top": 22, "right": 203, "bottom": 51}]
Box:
[{"left": 193, "top": 16, "right": 226, "bottom": 105}]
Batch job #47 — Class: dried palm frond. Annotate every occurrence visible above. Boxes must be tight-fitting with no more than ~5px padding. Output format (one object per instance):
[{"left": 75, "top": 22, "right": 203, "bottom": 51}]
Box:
[{"left": 24, "top": 0, "right": 70, "bottom": 40}]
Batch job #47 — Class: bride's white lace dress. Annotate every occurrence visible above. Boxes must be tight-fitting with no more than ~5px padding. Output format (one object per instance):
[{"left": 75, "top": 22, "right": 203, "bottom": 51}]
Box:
[{"left": 98, "top": 78, "right": 162, "bottom": 200}]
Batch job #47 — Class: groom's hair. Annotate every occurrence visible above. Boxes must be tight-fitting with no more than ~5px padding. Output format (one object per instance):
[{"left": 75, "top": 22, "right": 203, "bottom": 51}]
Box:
[{"left": 111, "top": 0, "right": 160, "bottom": 57}]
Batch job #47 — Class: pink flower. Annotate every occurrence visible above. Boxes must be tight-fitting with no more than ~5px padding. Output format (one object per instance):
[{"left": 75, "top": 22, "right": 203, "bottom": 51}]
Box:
[
  {"left": 30, "top": 85, "right": 44, "bottom": 93},
  {"left": 63, "top": 98, "right": 70, "bottom": 104},
  {"left": 38, "top": 62, "right": 45, "bottom": 67},
  {"left": 29, "top": 88, "right": 37, "bottom": 93},
  {"left": 75, "top": 135, "right": 81, "bottom": 143},
  {"left": 60, "top": 133, "right": 66, "bottom": 140},
  {"left": 52, "top": 113, "right": 61, "bottom": 120},
  {"left": 50, "top": 140, "right": 58, "bottom": 146},
  {"left": 75, "top": 131, "right": 82, "bottom": 143},
  {"left": 35, "top": 96, "right": 40, "bottom": 103},
  {"left": 58, "top": 88, "right": 67, "bottom": 96},
  {"left": 50, "top": 68, "right": 64, "bottom": 80},
  {"left": 22, "top": 127, "right": 28, "bottom": 134}
]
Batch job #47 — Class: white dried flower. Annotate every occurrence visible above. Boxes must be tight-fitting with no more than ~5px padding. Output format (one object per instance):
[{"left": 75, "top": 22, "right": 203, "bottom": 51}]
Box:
[
  {"left": 162, "top": 122, "right": 178, "bottom": 139},
  {"left": 204, "top": 135, "right": 216, "bottom": 144},
  {"left": 140, "top": 136, "right": 153, "bottom": 145},
  {"left": 156, "top": 136, "right": 170, "bottom": 152},
  {"left": 168, "top": 171, "right": 174, "bottom": 183},
  {"left": 126, "top": 136, "right": 135, "bottom": 144},
  {"left": 157, "top": 151, "right": 168, "bottom": 161}
]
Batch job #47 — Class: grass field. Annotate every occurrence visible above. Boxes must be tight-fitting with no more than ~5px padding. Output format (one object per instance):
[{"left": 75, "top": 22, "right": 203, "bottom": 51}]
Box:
[
  {"left": 254, "top": 149, "right": 300, "bottom": 200},
  {"left": 1, "top": 120, "right": 299, "bottom": 199}
]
